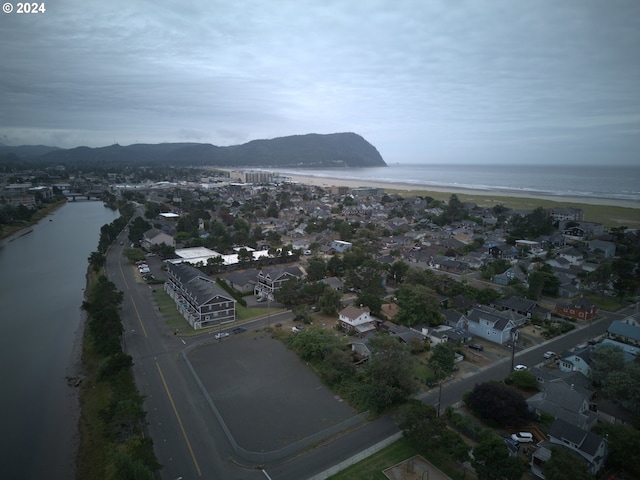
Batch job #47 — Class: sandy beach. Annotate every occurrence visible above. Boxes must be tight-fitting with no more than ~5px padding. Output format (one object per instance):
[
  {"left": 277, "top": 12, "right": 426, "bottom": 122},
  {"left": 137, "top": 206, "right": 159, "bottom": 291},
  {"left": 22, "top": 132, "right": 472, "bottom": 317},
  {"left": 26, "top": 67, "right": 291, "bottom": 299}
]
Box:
[{"left": 281, "top": 172, "right": 640, "bottom": 210}]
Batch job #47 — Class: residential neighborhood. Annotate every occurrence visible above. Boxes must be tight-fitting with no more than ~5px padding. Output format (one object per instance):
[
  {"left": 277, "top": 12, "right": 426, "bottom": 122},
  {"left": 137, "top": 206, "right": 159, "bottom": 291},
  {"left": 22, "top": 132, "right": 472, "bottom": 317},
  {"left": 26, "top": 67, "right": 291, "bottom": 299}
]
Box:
[{"left": 2, "top": 165, "right": 640, "bottom": 480}]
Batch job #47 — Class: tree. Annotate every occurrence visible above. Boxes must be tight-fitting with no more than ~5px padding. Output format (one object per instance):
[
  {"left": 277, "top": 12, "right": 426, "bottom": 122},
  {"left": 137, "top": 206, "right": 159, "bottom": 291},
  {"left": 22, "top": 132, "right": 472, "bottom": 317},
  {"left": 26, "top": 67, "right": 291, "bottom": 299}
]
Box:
[
  {"left": 88, "top": 250, "right": 106, "bottom": 272},
  {"left": 589, "top": 344, "right": 625, "bottom": 388},
  {"left": 593, "top": 422, "right": 640, "bottom": 479},
  {"left": 362, "top": 334, "right": 417, "bottom": 412},
  {"left": 466, "top": 382, "right": 532, "bottom": 427},
  {"left": 395, "top": 284, "right": 443, "bottom": 326},
  {"left": 398, "top": 400, "right": 443, "bottom": 450},
  {"left": 306, "top": 257, "right": 327, "bottom": 281},
  {"left": 472, "top": 431, "right": 525, "bottom": 480},
  {"left": 543, "top": 446, "right": 593, "bottom": 480},
  {"left": 388, "top": 260, "right": 410, "bottom": 285},
  {"left": 286, "top": 327, "right": 344, "bottom": 362},
  {"left": 316, "top": 287, "right": 342, "bottom": 315},
  {"left": 428, "top": 344, "right": 455, "bottom": 377}
]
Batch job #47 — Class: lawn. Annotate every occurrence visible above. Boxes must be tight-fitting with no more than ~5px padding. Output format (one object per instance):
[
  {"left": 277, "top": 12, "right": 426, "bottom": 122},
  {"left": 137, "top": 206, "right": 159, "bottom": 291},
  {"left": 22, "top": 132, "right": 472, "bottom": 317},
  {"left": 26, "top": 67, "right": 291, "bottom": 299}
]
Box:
[{"left": 328, "top": 437, "right": 418, "bottom": 480}]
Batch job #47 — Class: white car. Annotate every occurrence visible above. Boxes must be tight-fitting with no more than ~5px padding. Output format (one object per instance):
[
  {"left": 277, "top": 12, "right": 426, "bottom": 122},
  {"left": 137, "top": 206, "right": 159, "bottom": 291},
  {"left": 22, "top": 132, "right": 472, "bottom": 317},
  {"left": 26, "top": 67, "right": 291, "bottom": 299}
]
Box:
[
  {"left": 214, "top": 332, "right": 229, "bottom": 340},
  {"left": 513, "top": 364, "right": 528, "bottom": 371},
  {"left": 511, "top": 432, "right": 534, "bottom": 443},
  {"left": 543, "top": 351, "right": 556, "bottom": 359}
]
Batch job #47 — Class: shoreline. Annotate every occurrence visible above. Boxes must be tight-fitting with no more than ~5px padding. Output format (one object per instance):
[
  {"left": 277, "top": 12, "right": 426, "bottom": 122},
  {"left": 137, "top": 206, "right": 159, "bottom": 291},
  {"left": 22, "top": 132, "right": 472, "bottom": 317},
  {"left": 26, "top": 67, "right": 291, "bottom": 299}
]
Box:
[{"left": 281, "top": 172, "right": 640, "bottom": 210}]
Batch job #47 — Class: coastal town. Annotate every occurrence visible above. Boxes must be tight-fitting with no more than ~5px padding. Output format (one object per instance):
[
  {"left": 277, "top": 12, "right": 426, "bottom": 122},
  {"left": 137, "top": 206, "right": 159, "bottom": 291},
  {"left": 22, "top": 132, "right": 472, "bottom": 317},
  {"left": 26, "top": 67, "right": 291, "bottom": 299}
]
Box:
[{"left": 2, "top": 165, "right": 640, "bottom": 480}]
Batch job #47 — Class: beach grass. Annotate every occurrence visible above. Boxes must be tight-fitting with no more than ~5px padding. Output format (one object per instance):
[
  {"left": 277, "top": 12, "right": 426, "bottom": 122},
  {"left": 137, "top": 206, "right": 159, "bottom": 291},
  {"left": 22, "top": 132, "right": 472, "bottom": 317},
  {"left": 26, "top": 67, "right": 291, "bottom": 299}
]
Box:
[{"left": 387, "top": 188, "right": 640, "bottom": 228}]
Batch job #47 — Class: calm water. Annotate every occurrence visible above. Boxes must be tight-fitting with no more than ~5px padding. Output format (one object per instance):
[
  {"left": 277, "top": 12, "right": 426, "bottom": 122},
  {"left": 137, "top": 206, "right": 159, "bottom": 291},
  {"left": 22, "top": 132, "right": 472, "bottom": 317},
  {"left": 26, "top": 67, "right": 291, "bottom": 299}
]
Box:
[
  {"left": 275, "top": 164, "right": 640, "bottom": 203},
  {"left": 0, "top": 201, "right": 119, "bottom": 480}
]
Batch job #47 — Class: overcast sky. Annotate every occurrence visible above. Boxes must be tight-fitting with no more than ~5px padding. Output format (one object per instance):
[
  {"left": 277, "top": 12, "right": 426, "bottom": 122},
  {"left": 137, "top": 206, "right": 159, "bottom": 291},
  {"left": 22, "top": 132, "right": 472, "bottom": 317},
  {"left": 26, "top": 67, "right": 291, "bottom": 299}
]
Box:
[{"left": 1, "top": 0, "right": 639, "bottom": 164}]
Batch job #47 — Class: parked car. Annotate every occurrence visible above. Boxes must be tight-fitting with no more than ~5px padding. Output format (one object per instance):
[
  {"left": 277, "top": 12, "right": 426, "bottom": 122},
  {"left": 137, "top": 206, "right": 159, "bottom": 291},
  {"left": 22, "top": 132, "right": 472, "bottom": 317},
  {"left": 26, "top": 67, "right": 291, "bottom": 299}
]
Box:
[
  {"left": 232, "top": 327, "right": 246, "bottom": 334},
  {"left": 543, "top": 351, "right": 556, "bottom": 359},
  {"left": 468, "top": 343, "right": 484, "bottom": 351},
  {"left": 214, "top": 332, "right": 229, "bottom": 340},
  {"left": 513, "top": 364, "right": 528, "bottom": 371},
  {"left": 511, "top": 432, "right": 534, "bottom": 443}
]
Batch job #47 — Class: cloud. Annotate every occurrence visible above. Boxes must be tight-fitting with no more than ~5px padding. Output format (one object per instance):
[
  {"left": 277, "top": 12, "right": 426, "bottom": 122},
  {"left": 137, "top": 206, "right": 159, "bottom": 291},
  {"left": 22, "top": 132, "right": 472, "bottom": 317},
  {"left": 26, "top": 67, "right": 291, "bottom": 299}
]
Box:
[{"left": 0, "top": 0, "right": 639, "bottom": 164}]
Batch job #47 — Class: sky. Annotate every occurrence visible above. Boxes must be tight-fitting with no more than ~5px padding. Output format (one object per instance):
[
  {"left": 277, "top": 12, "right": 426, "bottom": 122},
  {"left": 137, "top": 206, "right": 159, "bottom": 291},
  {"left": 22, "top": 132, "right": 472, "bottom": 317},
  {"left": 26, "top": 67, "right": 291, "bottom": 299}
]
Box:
[{"left": 1, "top": 0, "right": 639, "bottom": 165}]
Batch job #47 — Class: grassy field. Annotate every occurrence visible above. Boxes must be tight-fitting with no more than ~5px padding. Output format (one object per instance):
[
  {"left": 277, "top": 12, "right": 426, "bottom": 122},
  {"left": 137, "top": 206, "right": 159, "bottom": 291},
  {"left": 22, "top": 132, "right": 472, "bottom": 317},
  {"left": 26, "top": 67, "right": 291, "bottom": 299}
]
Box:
[{"left": 389, "top": 188, "right": 640, "bottom": 228}]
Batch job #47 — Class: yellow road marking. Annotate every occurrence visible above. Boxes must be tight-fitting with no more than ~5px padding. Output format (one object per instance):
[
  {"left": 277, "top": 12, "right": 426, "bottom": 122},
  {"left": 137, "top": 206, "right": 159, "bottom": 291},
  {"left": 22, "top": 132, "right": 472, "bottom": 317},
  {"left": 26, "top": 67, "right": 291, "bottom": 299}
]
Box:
[
  {"left": 156, "top": 362, "right": 202, "bottom": 477},
  {"left": 130, "top": 295, "right": 148, "bottom": 338}
]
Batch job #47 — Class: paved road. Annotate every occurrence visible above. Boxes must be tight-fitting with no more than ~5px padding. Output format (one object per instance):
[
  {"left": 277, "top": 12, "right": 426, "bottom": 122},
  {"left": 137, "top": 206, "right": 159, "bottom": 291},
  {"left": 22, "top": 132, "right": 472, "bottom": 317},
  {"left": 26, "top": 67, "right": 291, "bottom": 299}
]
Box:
[
  {"left": 106, "top": 237, "right": 265, "bottom": 480},
  {"left": 105, "top": 230, "right": 637, "bottom": 480}
]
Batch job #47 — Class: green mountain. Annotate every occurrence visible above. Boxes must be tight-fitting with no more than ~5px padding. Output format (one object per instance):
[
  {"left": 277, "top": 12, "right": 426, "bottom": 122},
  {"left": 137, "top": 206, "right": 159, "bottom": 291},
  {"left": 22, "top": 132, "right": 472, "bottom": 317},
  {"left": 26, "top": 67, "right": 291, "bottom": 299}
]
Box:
[{"left": 2, "top": 132, "right": 386, "bottom": 168}]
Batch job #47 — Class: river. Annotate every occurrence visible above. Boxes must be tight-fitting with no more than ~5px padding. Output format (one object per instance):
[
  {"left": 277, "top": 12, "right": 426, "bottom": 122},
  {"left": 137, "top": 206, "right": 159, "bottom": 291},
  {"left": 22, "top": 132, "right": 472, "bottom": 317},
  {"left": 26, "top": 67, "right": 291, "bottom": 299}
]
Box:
[{"left": 0, "top": 201, "right": 119, "bottom": 480}]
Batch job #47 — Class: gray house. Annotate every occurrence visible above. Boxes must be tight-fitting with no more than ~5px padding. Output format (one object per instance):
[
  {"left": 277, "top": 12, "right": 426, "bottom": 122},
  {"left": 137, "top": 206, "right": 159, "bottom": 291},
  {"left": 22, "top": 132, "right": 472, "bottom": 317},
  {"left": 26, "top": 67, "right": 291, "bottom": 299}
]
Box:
[{"left": 465, "top": 306, "right": 520, "bottom": 345}]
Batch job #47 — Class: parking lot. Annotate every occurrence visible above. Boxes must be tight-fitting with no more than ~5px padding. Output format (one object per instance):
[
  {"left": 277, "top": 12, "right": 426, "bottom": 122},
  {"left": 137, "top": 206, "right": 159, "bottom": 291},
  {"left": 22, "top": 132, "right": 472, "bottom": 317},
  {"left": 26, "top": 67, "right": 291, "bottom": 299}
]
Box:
[{"left": 186, "top": 330, "right": 359, "bottom": 455}]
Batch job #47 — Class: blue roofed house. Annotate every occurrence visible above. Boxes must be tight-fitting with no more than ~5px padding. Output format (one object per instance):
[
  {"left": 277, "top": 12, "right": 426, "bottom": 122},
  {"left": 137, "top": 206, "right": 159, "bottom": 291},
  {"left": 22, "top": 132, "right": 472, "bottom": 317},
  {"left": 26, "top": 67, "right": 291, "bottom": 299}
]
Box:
[{"left": 607, "top": 317, "right": 640, "bottom": 346}]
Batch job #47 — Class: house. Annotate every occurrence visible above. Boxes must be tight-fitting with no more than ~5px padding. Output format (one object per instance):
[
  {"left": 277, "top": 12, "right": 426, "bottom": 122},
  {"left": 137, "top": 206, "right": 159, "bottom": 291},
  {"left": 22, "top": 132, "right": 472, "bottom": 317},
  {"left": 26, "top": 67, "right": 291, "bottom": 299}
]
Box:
[
  {"left": 164, "top": 262, "right": 235, "bottom": 330},
  {"left": 496, "top": 296, "right": 551, "bottom": 321},
  {"left": 339, "top": 305, "right": 376, "bottom": 336},
  {"left": 254, "top": 265, "right": 305, "bottom": 298},
  {"left": 607, "top": 318, "right": 640, "bottom": 346},
  {"left": 587, "top": 240, "right": 616, "bottom": 259},
  {"left": 493, "top": 267, "right": 527, "bottom": 286},
  {"left": 548, "top": 207, "right": 584, "bottom": 222},
  {"left": 555, "top": 297, "right": 597, "bottom": 321},
  {"left": 442, "top": 309, "right": 467, "bottom": 329},
  {"left": 221, "top": 268, "right": 258, "bottom": 294},
  {"left": 465, "top": 306, "right": 519, "bottom": 345},
  {"left": 558, "top": 346, "right": 593, "bottom": 376},
  {"left": 142, "top": 228, "right": 175, "bottom": 248},
  {"left": 543, "top": 419, "right": 607, "bottom": 475},
  {"left": 330, "top": 240, "right": 352, "bottom": 253},
  {"left": 527, "top": 375, "right": 597, "bottom": 430},
  {"left": 318, "top": 276, "right": 343, "bottom": 291},
  {"left": 488, "top": 244, "right": 518, "bottom": 260},
  {"left": 557, "top": 248, "right": 584, "bottom": 266}
]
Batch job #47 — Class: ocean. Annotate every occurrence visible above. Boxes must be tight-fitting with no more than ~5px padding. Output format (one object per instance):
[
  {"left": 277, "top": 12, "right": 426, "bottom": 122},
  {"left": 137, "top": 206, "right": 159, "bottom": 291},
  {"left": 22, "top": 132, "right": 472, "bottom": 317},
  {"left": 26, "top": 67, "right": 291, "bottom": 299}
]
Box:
[{"left": 274, "top": 164, "right": 640, "bottom": 204}]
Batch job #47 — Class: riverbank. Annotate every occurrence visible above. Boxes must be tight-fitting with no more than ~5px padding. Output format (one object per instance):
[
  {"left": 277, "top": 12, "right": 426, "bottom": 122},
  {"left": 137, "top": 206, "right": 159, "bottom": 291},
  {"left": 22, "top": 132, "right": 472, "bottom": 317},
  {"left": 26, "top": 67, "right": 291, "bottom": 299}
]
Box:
[
  {"left": 282, "top": 172, "right": 640, "bottom": 228},
  {"left": 0, "top": 199, "right": 67, "bottom": 245}
]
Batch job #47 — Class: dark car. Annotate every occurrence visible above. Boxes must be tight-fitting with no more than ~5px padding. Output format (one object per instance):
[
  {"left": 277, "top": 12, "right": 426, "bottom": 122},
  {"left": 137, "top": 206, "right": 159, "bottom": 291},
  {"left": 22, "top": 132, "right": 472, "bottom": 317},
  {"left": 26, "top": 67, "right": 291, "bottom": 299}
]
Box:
[
  {"left": 232, "top": 327, "right": 246, "bottom": 334},
  {"left": 468, "top": 343, "right": 484, "bottom": 351}
]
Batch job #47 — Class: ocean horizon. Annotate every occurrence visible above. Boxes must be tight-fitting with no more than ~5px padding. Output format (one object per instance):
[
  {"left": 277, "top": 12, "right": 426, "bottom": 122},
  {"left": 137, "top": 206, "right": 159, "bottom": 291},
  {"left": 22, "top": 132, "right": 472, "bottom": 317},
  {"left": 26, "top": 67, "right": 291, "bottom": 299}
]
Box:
[{"left": 272, "top": 164, "right": 640, "bottom": 203}]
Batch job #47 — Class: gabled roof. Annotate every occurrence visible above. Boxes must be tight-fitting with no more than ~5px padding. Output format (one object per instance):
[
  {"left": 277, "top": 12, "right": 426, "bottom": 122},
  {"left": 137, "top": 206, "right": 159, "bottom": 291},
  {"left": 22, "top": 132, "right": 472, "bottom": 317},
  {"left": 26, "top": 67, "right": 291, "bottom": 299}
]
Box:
[
  {"left": 167, "top": 262, "right": 233, "bottom": 304},
  {"left": 339, "top": 305, "right": 371, "bottom": 321},
  {"left": 467, "top": 307, "right": 517, "bottom": 332},
  {"left": 548, "top": 419, "right": 603, "bottom": 457}
]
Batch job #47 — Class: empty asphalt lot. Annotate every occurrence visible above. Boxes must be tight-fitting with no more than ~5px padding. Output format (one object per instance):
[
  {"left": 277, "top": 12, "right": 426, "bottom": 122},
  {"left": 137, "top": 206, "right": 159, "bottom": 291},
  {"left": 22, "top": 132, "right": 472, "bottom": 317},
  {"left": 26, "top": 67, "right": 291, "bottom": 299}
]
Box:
[{"left": 186, "top": 330, "right": 360, "bottom": 457}]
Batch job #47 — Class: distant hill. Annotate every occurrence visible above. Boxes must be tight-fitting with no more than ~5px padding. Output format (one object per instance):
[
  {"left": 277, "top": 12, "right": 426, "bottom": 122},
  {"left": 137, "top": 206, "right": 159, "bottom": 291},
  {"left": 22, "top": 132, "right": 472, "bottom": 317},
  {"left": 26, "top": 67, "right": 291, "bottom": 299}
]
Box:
[{"left": 0, "top": 133, "right": 387, "bottom": 168}]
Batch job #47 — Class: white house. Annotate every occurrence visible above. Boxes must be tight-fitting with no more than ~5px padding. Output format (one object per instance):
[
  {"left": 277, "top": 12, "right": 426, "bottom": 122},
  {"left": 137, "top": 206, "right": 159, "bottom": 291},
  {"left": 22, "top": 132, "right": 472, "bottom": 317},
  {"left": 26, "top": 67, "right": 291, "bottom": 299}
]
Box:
[{"left": 339, "top": 306, "right": 376, "bottom": 336}]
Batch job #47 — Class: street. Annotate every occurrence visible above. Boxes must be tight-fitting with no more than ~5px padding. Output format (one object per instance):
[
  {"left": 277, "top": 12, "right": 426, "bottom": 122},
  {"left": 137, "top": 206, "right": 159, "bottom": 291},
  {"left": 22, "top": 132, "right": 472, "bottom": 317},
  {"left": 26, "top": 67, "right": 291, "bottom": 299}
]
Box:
[{"left": 106, "top": 234, "right": 636, "bottom": 480}]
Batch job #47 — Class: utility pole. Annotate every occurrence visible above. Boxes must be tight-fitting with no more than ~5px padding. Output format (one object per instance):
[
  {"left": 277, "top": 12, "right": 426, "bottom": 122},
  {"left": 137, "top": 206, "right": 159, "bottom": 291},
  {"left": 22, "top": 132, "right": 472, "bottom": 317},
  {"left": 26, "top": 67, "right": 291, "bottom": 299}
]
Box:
[{"left": 510, "top": 328, "right": 519, "bottom": 372}]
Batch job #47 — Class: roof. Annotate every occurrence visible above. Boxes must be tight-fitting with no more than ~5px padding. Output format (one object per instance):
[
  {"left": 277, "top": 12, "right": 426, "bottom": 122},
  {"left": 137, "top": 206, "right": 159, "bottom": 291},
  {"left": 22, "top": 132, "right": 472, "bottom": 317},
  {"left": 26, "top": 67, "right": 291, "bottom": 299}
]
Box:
[
  {"left": 166, "top": 262, "right": 233, "bottom": 304},
  {"left": 548, "top": 419, "right": 604, "bottom": 457},
  {"left": 467, "top": 307, "right": 516, "bottom": 332},
  {"left": 607, "top": 320, "right": 640, "bottom": 342},
  {"left": 339, "top": 305, "right": 371, "bottom": 321}
]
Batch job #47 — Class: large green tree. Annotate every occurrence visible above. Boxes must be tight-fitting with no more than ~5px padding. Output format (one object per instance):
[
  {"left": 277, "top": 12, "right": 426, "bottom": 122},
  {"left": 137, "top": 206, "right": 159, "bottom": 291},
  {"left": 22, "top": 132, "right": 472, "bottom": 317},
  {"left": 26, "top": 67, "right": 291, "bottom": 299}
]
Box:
[
  {"left": 466, "top": 382, "right": 532, "bottom": 427},
  {"left": 543, "top": 446, "right": 593, "bottom": 480},
  {"left": 472, "top": 431, "right": 526, "bottom": 480},
  {"left": 395, "top": 284, "right": 443, "bottom": 326},
  {"left": 361, "top": 334, "right": 417, "bottom": 412}
]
